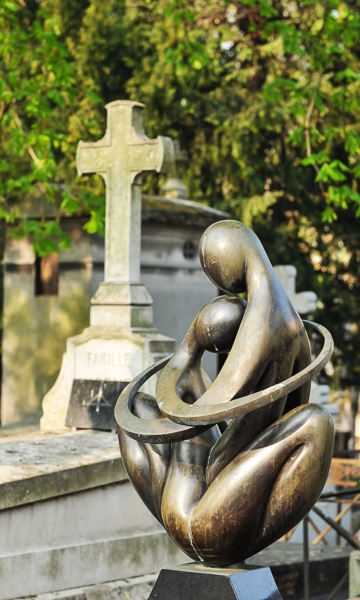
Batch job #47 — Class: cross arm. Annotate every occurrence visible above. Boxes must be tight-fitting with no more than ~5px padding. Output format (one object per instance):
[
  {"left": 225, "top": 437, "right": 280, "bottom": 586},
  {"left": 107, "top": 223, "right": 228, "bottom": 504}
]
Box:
[
  {"left": 76, "top": 135, "right": 111, "bottom": 177},
  {"left": 130, "top": 136, "right": 174, "bottom": 184}
]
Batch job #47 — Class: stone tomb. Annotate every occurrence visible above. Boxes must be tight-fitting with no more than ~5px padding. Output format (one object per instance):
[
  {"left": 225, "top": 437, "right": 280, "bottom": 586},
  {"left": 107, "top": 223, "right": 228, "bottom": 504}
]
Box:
[{"left": 0, "top": 428, "right": 186, "bottom": 600}]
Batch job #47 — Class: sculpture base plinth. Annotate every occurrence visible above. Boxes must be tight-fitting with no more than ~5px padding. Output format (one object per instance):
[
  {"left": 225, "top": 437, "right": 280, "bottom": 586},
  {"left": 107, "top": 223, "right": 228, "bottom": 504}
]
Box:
[{"left": 148, "top": 562, "right": 283, "bottom": 600}]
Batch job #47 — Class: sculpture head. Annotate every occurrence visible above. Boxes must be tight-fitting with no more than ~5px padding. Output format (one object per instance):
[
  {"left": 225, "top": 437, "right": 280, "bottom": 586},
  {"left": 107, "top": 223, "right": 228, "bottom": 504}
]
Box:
[
  {"left": 199, "top": 220, "right": 251, "bottom": 294},
  {"left": 194, "top": 295, "right": 246, "bottom": 354}
]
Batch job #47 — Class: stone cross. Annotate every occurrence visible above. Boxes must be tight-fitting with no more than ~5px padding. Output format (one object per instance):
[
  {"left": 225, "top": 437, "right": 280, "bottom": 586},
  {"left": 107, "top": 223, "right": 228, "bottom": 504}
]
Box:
[{"left": 77, "top": 100, "right": 173, "bottom": 286}]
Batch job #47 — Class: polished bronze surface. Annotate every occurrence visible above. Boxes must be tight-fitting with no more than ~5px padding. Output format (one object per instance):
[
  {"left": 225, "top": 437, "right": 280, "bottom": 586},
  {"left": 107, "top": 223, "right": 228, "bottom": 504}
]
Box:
[{"left": 115, "top": 220, "right": 335, "bottom": 567}]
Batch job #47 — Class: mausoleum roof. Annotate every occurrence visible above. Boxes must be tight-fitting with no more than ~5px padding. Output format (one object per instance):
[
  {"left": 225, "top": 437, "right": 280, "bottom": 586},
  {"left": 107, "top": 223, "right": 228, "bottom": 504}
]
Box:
[
  {"left": 10, "top": 190, "right": 230, "bottom": 228},
  {"left": 142, "top": 194, "right": 229, "bottom": 228}
]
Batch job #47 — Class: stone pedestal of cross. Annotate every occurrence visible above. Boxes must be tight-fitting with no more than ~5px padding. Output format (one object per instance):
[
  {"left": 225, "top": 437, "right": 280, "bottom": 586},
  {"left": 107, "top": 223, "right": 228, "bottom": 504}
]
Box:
[
  {"left": 41, "top": 100, "right": 176, "bottom": 431},
  {"left": 77, "top": 99, "right": 174, "bottom": 329}
]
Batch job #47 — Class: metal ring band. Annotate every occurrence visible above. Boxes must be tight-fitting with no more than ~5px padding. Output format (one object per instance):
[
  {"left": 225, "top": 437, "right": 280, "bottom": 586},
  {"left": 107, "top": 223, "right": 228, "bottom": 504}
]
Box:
[{"left": 115, "top": 320, "right": 333, "bottom": 443}]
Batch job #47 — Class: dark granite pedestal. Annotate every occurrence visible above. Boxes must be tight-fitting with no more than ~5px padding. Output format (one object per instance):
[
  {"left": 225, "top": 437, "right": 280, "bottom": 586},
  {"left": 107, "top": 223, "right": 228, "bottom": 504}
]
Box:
[{"left": 148, "top": 562, "right": 282, "bottom": 600}]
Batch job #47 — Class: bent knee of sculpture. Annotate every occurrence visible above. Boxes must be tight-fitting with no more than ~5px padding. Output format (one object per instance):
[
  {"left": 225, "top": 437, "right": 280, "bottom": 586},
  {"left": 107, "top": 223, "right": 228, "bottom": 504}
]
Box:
[{"left": 115, "top": 220, "right": 335, "bottom": 566}]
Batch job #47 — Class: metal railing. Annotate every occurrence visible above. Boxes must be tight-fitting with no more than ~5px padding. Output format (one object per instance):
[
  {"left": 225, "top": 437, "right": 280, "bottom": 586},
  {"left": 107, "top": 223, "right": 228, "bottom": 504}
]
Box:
[{"left": 282, "top": 456, "right": 360, "bottom": 600}]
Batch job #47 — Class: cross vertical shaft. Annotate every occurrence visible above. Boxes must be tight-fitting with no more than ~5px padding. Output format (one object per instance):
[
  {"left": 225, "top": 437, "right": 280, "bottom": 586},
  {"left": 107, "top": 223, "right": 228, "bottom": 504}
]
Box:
[{"left": 77, "top": 99, "right": 173, "bottom": 286}]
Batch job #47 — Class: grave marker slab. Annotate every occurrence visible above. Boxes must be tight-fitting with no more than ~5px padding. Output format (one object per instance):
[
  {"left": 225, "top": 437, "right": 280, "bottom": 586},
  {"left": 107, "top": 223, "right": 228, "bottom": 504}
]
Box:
[{"left": 66, "top": 379, "right": 128, "bottom": 430}]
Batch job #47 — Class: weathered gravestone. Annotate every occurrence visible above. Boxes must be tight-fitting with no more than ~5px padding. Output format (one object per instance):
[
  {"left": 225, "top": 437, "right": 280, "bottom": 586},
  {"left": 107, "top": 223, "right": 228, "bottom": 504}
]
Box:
[{"left": 41, "top": 100, "right": 176, "bottom": 431}]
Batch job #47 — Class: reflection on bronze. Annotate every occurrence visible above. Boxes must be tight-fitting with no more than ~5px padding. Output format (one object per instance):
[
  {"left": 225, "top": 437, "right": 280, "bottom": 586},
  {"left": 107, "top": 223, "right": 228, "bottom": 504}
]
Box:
[{"left": 115, "top": 220, "right": 335, "bottom": 567}]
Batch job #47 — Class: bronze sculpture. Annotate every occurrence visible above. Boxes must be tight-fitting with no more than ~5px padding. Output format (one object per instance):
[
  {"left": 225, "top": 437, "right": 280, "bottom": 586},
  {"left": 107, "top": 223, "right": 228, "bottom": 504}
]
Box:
[{"left": 115, "top": 220, "right": 334, "bottom": 567}]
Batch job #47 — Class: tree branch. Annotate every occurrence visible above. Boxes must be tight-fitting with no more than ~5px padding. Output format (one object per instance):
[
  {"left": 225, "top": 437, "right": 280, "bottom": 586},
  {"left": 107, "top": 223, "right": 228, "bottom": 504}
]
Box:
[
  {"left": 304, "top": 73, "right": 326, "bottom": 196},
  {"left": 13, "top": 107, "right": 41, "bottom": 167}
]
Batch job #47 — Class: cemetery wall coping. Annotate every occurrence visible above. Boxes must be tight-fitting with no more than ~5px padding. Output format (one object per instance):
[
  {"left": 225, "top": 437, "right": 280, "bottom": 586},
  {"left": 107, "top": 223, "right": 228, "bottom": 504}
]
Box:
[{"left": 0, "top": 429, "right": 126, "bottom": 511}]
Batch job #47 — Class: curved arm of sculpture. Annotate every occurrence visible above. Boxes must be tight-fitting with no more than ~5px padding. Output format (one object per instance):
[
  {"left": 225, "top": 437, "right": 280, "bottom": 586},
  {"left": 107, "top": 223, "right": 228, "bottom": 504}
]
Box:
[
  {"left": 114, "top": 356, "right": 210, "bottom": 444},
  {"left": 155, "top": 321, "right": 333, "bottom": 427},
  {"left": 115, "top": 321, "right": 332, "bottom": 442}
]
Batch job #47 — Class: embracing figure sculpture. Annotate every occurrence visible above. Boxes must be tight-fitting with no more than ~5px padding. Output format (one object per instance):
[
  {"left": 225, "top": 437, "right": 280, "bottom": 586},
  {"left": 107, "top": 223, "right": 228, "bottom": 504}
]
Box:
[{"left": 115, "top": 220, "right": 334, "bottom": 567}]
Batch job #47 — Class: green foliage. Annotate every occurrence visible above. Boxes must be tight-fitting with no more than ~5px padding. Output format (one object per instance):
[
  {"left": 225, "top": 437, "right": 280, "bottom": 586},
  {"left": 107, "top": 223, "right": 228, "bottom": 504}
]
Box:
[
  {"left": 0, "top": 0, "right": 109, "bottom": 254},
  {"left": 4, "top": 0, "right": 360, "bottom": 387},
  {"left": 109, "top": 0, "right": 359, "bottom": 388},
  {"left": 7, "top": 219, "right": 71, "bottom": 257},
  {"left": 0, "top": 0, "right": 77, "bottom": 251},
  {"left": 129, "top": 0, "right": 360, "bottom": 222}
]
